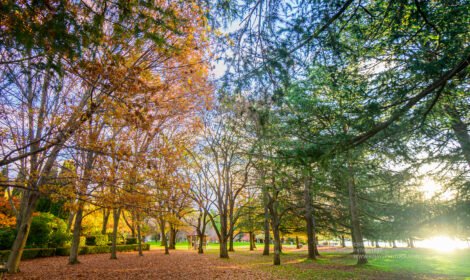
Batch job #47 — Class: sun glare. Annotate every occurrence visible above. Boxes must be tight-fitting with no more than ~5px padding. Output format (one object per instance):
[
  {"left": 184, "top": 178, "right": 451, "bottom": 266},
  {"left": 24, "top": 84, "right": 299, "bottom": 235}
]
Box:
[
  {"left": 418, "top": 236, "right": 468, "bottom": 253},
  {"left": 420, "top": 178, "right": 454, "bottom": 200}
]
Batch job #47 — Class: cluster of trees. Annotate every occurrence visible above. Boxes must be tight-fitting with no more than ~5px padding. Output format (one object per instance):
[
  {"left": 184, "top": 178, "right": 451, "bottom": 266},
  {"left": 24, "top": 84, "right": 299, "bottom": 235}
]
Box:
[
  {"left": 0, "top": 0, "right": 469, "bottom": 273},
  {"left": 183, "top": 0, "right": 470, "bottom": 266},
  {"left": 0, "top": 0, "right": 211, "bottom": 273}
]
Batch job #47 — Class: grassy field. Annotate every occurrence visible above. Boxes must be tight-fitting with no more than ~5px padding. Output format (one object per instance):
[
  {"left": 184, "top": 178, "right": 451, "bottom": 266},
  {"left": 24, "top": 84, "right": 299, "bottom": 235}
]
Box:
[{"left": 147, "top": 241, "right": 470, "bottom": 279}]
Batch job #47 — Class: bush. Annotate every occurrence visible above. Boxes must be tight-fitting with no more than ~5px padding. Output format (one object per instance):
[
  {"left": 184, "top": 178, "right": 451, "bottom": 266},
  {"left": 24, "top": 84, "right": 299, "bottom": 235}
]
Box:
[
  {"left": 79, "top": 236, "right": 86, "bottom": 247},
  {"left": 125, "top": 237, "right": 137, "bottom": 245},
  {"left": 50, "top": 230, "right": 71, "bottom": 248},
  {"left": 86, "top": 236, "right": 96, "bottom": 246},
  {"left": 107, "top": 233, "right": 125, "bottom": 244},
  {"left": 0, "top": 227, "right": 16, "bottom": 250},
  {"left": 55, "top": 244, "right": 150, "bottom": 256},
  {"left": 27, "top": 213, "right": 71, "bottom": 248},
  {"left": 0, "top": 250, "right": 9, "bottom": 262},
  {"left": 86, "top": 234, "right": 108, "bottom": 246},
  {"left": 55, "top": 247, "right": 70, "bottom": 256},
  {"left": 22, "top": 248, "right": 56, "bottom": 259},
  {"left": 0, "top": 248, "right": 56, "bottom": 262}
]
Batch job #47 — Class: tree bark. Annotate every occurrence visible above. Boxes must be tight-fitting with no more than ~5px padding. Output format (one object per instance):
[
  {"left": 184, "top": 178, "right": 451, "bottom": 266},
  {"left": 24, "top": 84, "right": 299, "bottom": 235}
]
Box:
[
  {"left": 229, "top": 232, "right": 234, "bottom": 252},
  {"left": 136, "top": 215, "right": 143, "bottom": 257},
  {"left": 271, "top": 216, "right": 281, "bottom": 265},
  {"left": 218, "top": 211, "right": 229, "bottom": 258},
  {"left": 351, "top": 227, "right": 358, "bottom": 254},
  {"left": 252, "top": 234, "right": 257, "bottom": 249},
  {"left": 393, "top": 240, "right": 397, "bottom": 248},
  {"left": 341, "top": 235, "right": 346, "bottom": 247},
  {"left": 101, "top": 209, "right": 110, "bottom": 235},
  {"left": 110, "top": 208, "right": 121, "bottom": 259},
  {"left": 295, "top": 236, "right": 300, "bottom": 249},
  {"left": 249, "top": 232, "right": 254, "bottom": 251},
  {"left": 69, "top": 204, "right": 83, "bottom": 264},
  {"left": 347, "top": 163, "right": 367, "bottom": 264},
  {"left": 304, "top": 173, "right": 316, "bottom": 260},
  {"left": 219, "top": 240, "right": 229, "bottom": 258},
  {"left": 409, "top": 237, "right": 415, "bottom": 248},
  {"left": 169, "top": 226, "right": 176, "bottom": 250},
  {"left": 6, "top": 192, "right": 39, "bottom": 273},
  {"left": 122, "top": 211, "right": 135, "bottom": 238},
  {"left": 67, "top": 211, "right": 75, "bottom": 232},
  {"left": 198, "top": 234, "right": 204, "bottom": 254},
  {"left": 263, "top": 198, "right": 270, "bottom": 256},
  {"left": 160, "top": 218, "right": 169, "bottom": 255}
]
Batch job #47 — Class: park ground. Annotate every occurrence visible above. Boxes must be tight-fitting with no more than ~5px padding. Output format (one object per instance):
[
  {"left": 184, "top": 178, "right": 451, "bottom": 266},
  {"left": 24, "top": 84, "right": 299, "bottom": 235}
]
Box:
[{"left": 4, "top": 242, "right": 470, "bottom": 279}]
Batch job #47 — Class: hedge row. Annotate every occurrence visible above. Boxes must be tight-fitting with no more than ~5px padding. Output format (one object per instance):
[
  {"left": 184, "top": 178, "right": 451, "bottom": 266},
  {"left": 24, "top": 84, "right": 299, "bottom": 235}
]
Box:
[
  {"left": 0, "top": 248, "right": 56, "bottom": 262},
  {"left": 0, "top": 244, "right": 150, "bottom": 262},
  {"left": 56, "top": 244, "right": 150, "bottom": 256}
]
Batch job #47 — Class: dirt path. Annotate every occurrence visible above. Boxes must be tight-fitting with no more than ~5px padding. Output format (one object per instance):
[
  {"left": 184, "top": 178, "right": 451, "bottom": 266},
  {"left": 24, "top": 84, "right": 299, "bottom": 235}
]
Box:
[{"left": 5, "top": 249, "right": 279, "bottom": 280}]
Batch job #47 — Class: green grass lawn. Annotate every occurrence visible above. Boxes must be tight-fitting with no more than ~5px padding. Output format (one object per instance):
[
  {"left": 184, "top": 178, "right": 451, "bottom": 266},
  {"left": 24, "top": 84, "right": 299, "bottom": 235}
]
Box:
[{"left": 147, "top": 241, "right": 470, "bottom": 279}]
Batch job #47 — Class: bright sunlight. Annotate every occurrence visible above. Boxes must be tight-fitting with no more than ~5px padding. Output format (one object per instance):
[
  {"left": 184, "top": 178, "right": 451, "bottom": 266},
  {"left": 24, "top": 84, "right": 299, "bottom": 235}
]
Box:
[{"left": 418, "top": 236, "right": 469, "bottom": 253}]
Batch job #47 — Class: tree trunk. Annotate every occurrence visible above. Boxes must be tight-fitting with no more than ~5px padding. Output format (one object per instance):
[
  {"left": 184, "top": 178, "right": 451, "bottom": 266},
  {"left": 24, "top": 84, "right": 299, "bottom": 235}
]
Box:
[
  {"left": 253, "top": 234, "right": 257, "bottom": 249},
  {"left": 219, "top": 239, "right": 229, "bottom": 258},
  {"left": 67, "top": 211, "right": 75, "bottom": 232},
  {"left": 69, "top": 204, "right": 83, "bottom": 264},
  {"left": 351, "top": 228, "right": 358, "bottom": 254},
  {"left": 393, "top": 240, "right": 397, "bottom": 248},
  {"left": 263, "top": 202, "right": 270, "bottom": 256},
  {"left": 219, "top": 214, "right": 229, "bottom": 258},
  {"left": 341, "top": 235, "right": 346, "bottom": 247},
  {"left": 101, "top": 209, "right": 110, "bottom": 235},
  {"left": 198, "top": 234, "right": 204, "bottom": 254},
  {"left": 110, "top": 208, "right": 121, "bottom": 259},
  {"left": 271, "top": 217, "right": 281, "bottom": 265},
  {"left": 295, "top": 236, "right": 300, "bottom": 249},
  {"left": 409, "top": 238, "right": 415, "bottom": 248},
  {"left": 160, "top": 219, "right": 169, "bottom": 255},
  {"left": 169, "top": 226, "right": 176, "bottom": 250},
  {"left": 375, "top": 240, "right": 380, "bottom": 248},
  {"left": 304, "top": 174, "right": 317, "bottom": 260},
  {"left": 229, "top": 232, "right": 234, "bottom": 252},
  {"left": 136, "top": 217, "right": 143, "bottom": 257},
  {"left": 249, "top": 232, "right": 254, "bottom": 251},
  {"left": 122, "top": 212, "right": 135, "bottom": 238},
  {"left": 347, "top": 163, "right": 367, "bottom": 264},
  {"left": 6, "top": 192, "right": 39, "bottom": 273}
]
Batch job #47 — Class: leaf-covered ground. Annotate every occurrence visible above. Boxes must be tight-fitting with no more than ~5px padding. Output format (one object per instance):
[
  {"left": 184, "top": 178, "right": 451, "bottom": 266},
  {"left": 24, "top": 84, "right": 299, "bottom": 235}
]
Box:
[
  {"left": 4, "top": 249, "right": 278, "bottom": 280},
  {"left": 5, "top": 246, "right": 469, "bottom": 279}
]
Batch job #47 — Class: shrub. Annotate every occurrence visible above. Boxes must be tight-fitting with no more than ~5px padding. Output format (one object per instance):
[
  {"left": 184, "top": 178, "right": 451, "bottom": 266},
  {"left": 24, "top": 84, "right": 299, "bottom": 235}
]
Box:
[
  {"left": 0, "top": 248, "right": 56, "bottom": 262},
  {"left": 86, "top": 234, "right": 108, "bottom": 246},
  {"left": 79, "top": 236, "right": 86, "bottom": 247},
  {"left": 55, "top": 244, "right": 150, "bottom": 256},
  {"left": 125, "top": 237, "right": 137, "bottom": 245},
  {"left": 50, "top": 230, "right": 72, "bottom": 248},
  {"left": 27, "top": 214, "right": 51, "bottom": 247},
  {"left": 22, "top": 248, "right": 56, "bottom": 259},
  {"left": 27, "top": 212, "right": 71, "bottom": 248},
  {"left": 0, "top": 250, "right": 9, "bottom": 262},
  {"left": 107, "top": 233, "right": 125, "bottom": 244},
  {"left": 86, "top": 236, "right": 96, "bottom": 246},
  {"left": 0, "top": 227, "right": 16, "bottom": 250},
  {"left": 55, "top": 247, "right": 70, "bottom": 256}
]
